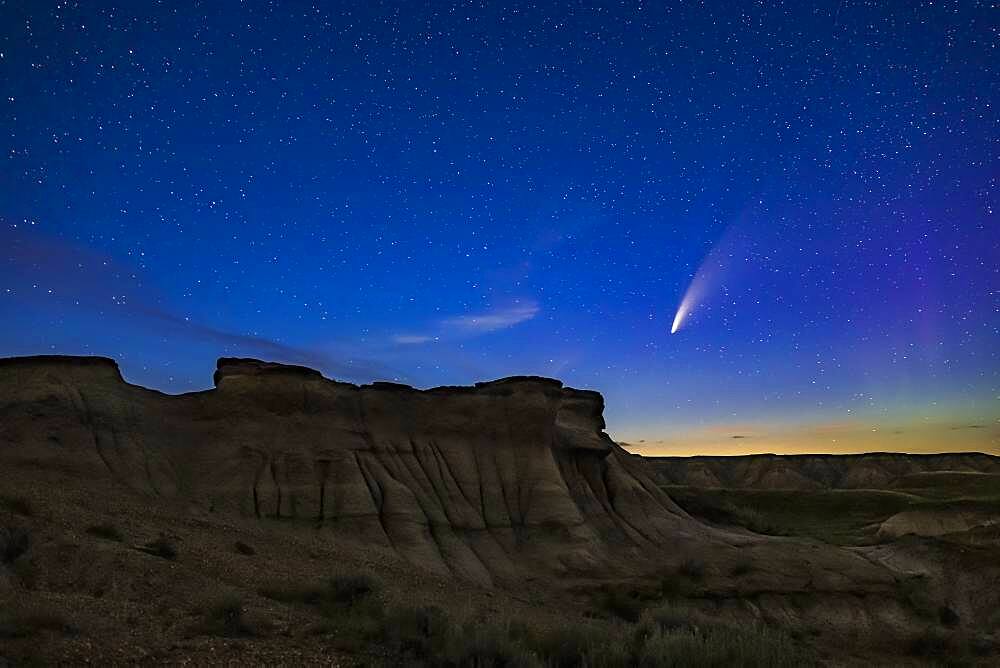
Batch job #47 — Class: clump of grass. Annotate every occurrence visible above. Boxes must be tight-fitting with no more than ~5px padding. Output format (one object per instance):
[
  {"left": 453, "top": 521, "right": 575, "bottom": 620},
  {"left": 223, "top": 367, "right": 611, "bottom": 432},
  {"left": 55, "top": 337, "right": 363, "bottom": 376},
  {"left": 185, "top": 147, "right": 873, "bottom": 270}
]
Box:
[
  {"left": 262, "top": 573, "right": 383, "bottom": 649},
  {"left": 190, "top": 595, "right": 258, "bottom": 638},
  {"left": 634, "top": 604, "right": 801, "bottom": 668},
  {"left": 260, "top": 573, "right": 379, "bottom": 611},
  {"left": 451, "top": 620, "right": 546, "bottom": 666},
  {"left": 908, "top": 626, "right": 956, "bottom": 658},
  {"left": 11, "top": 557, "right": 40, "bottom": 588},
  {"left": 379, "top": 605, "right": 451, "bottom": 661},
  {"left": 0, "top": 494, "right": 34, "bottom": 517},
  {"left": 139, "top": 536, "right": 177, "bottom": 560},
  {"left": 529, "top": 625, "right": 616, "bottom": 668},
  {"left": 646, "top": 603, "right": 692, "bottom": 632},
  {"left": 898, "top": 574, "right": 938, "bottom": 620},
  {"left": 0, "top": 607, "right": 76, "bottom": 639},
  {"left": 677, "top": 558, "right": 706, "bottom": 581},
  {"left": 1, "top": 526, "right": 30, "bottom": 564},
  {"left": 265, "top": 575, "right": 800, "bottom": 667},
  {"left": 590, "top": 587, "right": 645, "bottom": 622},
  {"left": 85, "top": 523, "right": 123, "bottom": 542},
  {"left": 327, "top": 573, "right": 378, "bottom": 606},
  {"left": 730, "top": 559, "right": 754, "bottom": 577},
  {"left": 234, "top": 541, "right": 255, "bottom": 555},
  {"left": 938, "top": 605, "right": 960, "bottom": 628}
]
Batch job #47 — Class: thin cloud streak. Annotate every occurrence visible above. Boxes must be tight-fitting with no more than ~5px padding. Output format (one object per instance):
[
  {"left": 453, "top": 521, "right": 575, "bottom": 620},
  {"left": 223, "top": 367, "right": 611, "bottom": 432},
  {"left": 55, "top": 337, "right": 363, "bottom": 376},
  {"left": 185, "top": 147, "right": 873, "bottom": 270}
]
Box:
[
  {"left": 392, "top": 334, "right": 436, "bottom": 345},
  {"left": 392, "top": 301, "right": 540, "bottom": 346},
  {"left": 440, "top": 301, "right": 540, "bottom": 334},
  {"left": 1, "top": 228, "right": 399, "bottom": 383}
]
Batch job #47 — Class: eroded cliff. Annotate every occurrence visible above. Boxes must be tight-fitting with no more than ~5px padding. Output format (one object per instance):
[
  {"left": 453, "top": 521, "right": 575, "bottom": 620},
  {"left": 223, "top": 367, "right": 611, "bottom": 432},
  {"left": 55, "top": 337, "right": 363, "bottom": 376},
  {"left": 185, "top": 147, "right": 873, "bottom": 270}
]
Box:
[{"left": 0, "top": 356, "right": 698, "bottom": 585}]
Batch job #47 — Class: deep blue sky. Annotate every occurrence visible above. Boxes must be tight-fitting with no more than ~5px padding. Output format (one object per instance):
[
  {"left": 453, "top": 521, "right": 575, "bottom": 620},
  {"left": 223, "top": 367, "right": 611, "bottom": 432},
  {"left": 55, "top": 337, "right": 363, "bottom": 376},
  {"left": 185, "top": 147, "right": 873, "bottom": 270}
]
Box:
[{"left": 2, "top": 1, "right": 997, "bottom": 453}]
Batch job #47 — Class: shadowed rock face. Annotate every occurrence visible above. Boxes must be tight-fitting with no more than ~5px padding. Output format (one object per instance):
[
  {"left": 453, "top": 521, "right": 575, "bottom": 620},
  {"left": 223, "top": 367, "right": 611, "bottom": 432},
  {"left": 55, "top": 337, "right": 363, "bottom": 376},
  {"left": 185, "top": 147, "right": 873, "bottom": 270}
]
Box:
[
  {"left": 0, "top": 356, "right": 697, "bottom": 585},
  {"left": 648, "top": 452, "right": 1000, "bottom": 490}
]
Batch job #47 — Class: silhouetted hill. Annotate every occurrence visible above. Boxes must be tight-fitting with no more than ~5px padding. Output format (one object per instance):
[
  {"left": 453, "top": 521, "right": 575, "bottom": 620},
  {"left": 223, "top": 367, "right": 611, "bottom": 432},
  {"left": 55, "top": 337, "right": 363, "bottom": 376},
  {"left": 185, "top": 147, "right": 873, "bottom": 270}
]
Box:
[{"left": 647, "top": 452, "right": 1000, "bottom": 490}]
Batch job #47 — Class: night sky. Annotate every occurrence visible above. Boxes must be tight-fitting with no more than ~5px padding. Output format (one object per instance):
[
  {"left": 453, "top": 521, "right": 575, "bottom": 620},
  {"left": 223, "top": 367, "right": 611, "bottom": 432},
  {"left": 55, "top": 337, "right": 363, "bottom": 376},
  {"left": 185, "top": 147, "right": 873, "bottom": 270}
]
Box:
[{"left": 2, "top": 1, "right": 997, "bottom": 455}]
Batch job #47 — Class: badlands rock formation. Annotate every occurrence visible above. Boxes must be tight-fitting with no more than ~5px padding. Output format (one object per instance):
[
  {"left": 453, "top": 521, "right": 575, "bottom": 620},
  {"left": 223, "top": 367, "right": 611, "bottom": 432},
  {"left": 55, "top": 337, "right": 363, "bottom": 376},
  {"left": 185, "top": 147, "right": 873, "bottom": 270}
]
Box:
[
  {"left": 0, "top": 356, "right": 699, "bottom": 586},
  {"left": 648, "top": 452, "right": 1000, "bottom": 490}
]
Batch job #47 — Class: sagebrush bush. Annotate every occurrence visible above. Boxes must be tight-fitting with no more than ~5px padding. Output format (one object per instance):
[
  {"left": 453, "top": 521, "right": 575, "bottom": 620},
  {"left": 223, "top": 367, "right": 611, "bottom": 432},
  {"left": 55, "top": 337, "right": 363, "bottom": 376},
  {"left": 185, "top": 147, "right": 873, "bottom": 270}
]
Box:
[
  {"left": 1, "top": 526, "right": 30, "bottom": 564},
  {"left": 234, "top": 540, "right": 255, "bottom": 555},
  {"left": 444, "top": 619, "right": 542, "bottom": 667},
  {"left": 380, "top": 604, "right": 450, "bottom": 659},
  {"left": 908, "top": 627, "right": 955, "bottom": 658},
  {"left": 730, "top": 559, "right": 754, "bottom": 577},
  {"left": 191, "top": 595, "right": 258, "bottom": 638},
  {"left": 263, "top": 574, "right": 800, "bottom": 667},
  {"left": 677, "top": 558, "right": 706, "bottom": 580},
  {"left": 594, "top": 587, "right": 644, "bottom": 622},
  {"left": 0, "top": 607, "right": 76, "bottom": 639},
  {"left": 0, "top": 494, "right": 34, "bottom": 517},
  {"left": 260, "top": 573, "right": 379, "bottom": 613},
  {"left": 140, "top": 537, "right": 177, "bottom": 560},
  {"left": 85, "top": 523, "right": 124, "bottom": 542},
  {"left": 261, "top": 573, "right": 384, "bottom": 650}
]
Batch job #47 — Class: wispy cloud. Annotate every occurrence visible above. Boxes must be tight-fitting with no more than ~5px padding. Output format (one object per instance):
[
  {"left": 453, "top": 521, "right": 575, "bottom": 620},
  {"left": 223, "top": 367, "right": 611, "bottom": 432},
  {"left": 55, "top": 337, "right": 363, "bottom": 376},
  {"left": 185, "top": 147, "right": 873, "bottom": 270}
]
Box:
[
  {"left": 1, "top": 228, "right": 398, "bottom": 383},
  {"left": 392, "top": 334, "right": 436, "bottom": 345},
  {"left": 440, "top": 301, "right": 540, "bottom": 334},
  {"left": 391, "top": 300, "right": 540, "bottom": 346}
]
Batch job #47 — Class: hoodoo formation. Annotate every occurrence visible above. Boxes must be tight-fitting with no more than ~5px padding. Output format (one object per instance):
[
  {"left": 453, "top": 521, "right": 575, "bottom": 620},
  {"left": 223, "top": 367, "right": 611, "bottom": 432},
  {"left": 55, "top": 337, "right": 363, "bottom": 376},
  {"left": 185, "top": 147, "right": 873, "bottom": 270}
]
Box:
[{"left": 0, "top": 355, "right": 698, "bottom": 586}]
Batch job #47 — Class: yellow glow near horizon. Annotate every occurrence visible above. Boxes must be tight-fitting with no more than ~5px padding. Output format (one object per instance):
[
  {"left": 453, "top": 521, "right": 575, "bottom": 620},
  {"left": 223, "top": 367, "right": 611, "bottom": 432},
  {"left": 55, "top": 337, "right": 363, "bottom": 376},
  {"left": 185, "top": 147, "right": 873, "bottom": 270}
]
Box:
[{"left": 616, "top": 418, "right": 1000, "bottom": 457}]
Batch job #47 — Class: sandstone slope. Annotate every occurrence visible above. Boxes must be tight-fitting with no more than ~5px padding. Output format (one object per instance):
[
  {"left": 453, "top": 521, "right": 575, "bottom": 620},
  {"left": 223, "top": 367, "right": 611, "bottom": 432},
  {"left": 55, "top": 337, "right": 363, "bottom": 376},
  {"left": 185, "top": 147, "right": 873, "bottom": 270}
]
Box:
[{"left": 0, "top": 356, "right": 701, "bottom": 586}]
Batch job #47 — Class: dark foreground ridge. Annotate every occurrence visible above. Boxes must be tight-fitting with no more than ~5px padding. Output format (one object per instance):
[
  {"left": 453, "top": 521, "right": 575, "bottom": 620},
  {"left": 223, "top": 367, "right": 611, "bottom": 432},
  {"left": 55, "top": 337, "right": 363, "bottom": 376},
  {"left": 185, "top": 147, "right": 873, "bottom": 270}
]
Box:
[{"left": 3, "top": 355, "right": 1000, "bottom": 664}]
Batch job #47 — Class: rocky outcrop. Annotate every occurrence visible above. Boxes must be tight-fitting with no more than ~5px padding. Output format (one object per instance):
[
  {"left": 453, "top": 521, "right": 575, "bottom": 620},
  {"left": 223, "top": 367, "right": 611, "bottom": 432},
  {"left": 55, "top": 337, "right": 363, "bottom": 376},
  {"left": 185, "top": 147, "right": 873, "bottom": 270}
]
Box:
[
  {"left": 878, "top": 507, "right": 1000, "bottom": 540},
  {"left": 648, "top": 452, "right": 1000, "bottom": 490},
  {"left": 0, "top": 356, "right": 700, "bottom": 586}
]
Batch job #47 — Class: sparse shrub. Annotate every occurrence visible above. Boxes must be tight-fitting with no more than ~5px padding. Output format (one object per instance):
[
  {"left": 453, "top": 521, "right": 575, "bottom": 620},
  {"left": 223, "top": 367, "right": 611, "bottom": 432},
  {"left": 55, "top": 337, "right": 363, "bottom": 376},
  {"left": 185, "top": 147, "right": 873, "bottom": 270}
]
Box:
[
  {"left": 11, "top": 557, "right": 40, "bottom": 588},
  {"left": 658, "top": 574, "right": 687, "bottom": 598},
  {"left": 646, "top": 603, "right": 692, "bottom": 632},
  {"left": 908, "top": 627, "right": 955, "bottom": 658},
  {"left": 1, "top": 526, "right": 30, "bottom": 564},
  {"left": 139, "top": 537, "right": 177, "bottom": 560},
  {"left": 0, "top": 494, "right": 33, "bottom": 517},
  {"left": 532, "top": 626, "right": 590, "bottom": 668},
  {"left": 259, "top": 582, "right": 322, "bottom": 605},
  {"left": 191, "top": 595, "right": 258, "bottom": 638},
  {"left": 730, "top": 559, "right": 754, "bottom": 577},
  {"left": 260, "top": 573, "right": 379, "bottom": 613},
  {"left": 0, "top": 607, "right": 76, "bottom": 639},
  {"left": 261, "top": 573, "right": 384, "bottom": 649},
  {"left": 969, "top": 633, "right": 995, "bottom": 657},
  {"left": 381, "top": 605, "right": 450, "bottom": 659},
  {"left": 938, "top": 605, "right": 960, "bottom": 628},
  {"left": 85, "top": 523, "right": 123, "bottom": 542},
  {"left": 445, "top": 619, "right": 542, "bottom": 667},
  {"left": 677, "top": 558, "right": 706, "bottom": 581},
  {"left": 327, "top": 573, "right": 378, "bottom": 606},
  {"left": 636, "top": 622, "right": 800, "bottom": 667},
  {"left": 899, "top": 574, "right": 937, "bottom": 620},
  {"left": 234, "top": 540, "right": 255, "bottom": 555},
  {"left": 595, "top": 587, "right": 644, "bottom": 622}
]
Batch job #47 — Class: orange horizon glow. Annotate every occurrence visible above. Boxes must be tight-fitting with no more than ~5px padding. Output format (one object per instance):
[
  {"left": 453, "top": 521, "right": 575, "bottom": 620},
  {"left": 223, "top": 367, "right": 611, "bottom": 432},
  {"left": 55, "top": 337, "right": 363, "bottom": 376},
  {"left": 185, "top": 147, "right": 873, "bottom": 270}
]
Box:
[{"left": 615, "top": 417, "right": 1000, "bottom": 457}]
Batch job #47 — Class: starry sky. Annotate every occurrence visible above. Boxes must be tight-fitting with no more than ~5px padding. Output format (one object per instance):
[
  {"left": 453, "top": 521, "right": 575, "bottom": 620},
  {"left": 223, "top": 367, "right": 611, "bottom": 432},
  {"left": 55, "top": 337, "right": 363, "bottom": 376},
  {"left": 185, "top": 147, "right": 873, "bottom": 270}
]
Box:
[{"left": 2, "top": 1, "right": 997, "bottom": 455}]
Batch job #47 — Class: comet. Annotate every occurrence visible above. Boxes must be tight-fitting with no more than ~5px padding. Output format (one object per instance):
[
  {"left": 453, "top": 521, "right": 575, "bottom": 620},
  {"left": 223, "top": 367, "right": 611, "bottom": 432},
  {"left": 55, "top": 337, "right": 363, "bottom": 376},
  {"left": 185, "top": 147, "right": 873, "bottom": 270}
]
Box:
[
  {"left": 670, "top": 293, "right": 694, "bottom": 334},
  {"left": 669, "top": 271, "right": 708, "bottom": 334},
  {"left": 670, "top": 223, "right": 744, "bottom": 334}
]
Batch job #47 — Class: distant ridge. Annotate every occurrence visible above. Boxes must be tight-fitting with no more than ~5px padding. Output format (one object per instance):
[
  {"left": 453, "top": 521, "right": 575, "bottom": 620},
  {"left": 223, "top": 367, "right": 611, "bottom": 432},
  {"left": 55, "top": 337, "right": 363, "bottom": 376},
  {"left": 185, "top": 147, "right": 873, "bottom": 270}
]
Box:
[{"left": 647, "top": 451, "right": 1000, "bottom": 490}]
